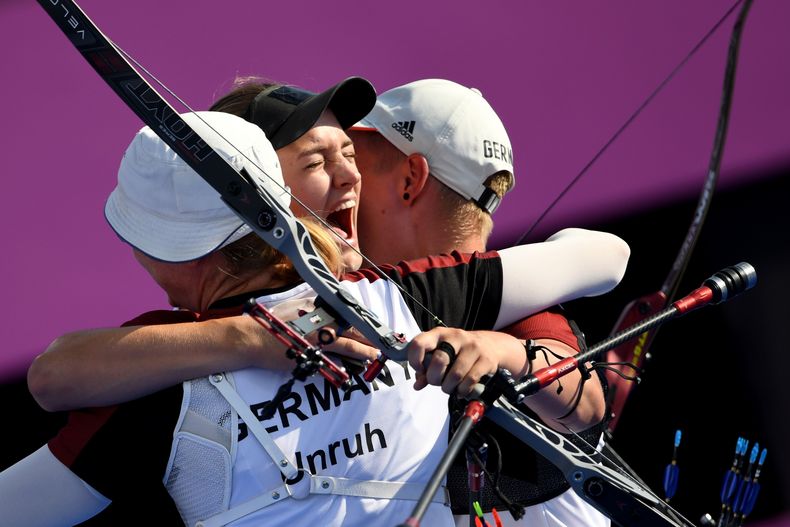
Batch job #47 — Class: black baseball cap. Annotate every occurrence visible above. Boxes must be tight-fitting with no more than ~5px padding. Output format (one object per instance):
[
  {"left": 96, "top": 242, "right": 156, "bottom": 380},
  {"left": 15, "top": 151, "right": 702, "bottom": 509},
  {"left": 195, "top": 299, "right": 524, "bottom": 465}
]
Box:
[{"left": 245, "top": 77, "right": 376, "bottom": 150}]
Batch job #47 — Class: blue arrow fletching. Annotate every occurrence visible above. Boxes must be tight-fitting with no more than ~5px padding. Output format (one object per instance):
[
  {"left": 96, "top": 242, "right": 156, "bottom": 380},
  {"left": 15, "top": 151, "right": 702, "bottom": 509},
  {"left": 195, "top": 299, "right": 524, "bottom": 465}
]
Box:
[
  {"left": 664, "top": 463, "right": 679, "bottom": 500},
  {"left": 749, "top": 443, "right": 760, "bottom": 464},
  {"left": 758, "top": 448, "right": 767, "bottom": 466},
  {"left": 743, "top": 481, "right": 761, "bottom": 516},
  {"left": 721, "top": 470, "right": 738, "bottom": 503},
  {"left": 733, "top": 479, "right": 750, "bottom": 514}
]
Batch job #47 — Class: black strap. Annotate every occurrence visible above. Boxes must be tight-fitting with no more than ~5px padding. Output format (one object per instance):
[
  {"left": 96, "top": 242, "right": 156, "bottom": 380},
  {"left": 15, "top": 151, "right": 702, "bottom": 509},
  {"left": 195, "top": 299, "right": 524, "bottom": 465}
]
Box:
[{"left": 475, "top": 187, "right": 501, "bottom": 214}]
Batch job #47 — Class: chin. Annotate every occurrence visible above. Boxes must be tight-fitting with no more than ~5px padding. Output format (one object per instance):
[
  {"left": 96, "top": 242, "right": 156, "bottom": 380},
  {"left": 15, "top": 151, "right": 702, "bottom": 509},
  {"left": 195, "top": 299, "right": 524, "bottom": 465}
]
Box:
[{"left": 342, "top": 247, "right": 363, "bottom": 272}]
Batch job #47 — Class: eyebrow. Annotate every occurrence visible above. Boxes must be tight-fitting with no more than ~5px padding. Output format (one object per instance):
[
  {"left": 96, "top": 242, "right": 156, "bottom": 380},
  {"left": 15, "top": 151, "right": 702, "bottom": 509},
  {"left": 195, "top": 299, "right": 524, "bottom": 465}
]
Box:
[
  {"left": 296, "top": 139, "right": 354, "bottom": 159},
  {"left": 296, "top": 144, "right": 326, "bottom": 159}
]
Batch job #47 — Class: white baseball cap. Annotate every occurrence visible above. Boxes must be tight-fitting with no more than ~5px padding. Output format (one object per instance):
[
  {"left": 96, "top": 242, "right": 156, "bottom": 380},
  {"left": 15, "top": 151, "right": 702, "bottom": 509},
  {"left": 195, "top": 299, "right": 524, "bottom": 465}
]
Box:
[
  {"left": 353, "top": 79, "right": 513, "bottom": 214},
  {"left": 105, "top": 111, "right": 289, "bottom": 263}
]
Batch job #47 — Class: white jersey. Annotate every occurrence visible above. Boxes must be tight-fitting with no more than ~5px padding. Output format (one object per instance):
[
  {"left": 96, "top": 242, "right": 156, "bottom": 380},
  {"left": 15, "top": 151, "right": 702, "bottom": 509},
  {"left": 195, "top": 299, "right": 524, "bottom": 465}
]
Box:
[
  {"left": 198, "top": 281, "right": 453, "bottom": 527},
  {"left": 0, "top": 235, "right": 630, "bottom": 527}
]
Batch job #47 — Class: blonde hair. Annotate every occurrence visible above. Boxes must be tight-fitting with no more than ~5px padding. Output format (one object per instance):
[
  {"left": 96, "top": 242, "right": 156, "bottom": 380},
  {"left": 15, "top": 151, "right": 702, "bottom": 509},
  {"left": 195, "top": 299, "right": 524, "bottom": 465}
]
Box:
[
  {"left": 219, "top": 217, "right": 343, "bottom": 283},
  {"left": 435, "top": 170, "right": 514, "bottom": 244}
]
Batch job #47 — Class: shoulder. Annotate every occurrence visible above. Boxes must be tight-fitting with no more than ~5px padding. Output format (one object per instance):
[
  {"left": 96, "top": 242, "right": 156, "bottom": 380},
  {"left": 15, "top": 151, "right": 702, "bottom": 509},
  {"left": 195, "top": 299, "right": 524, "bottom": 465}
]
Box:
[
  {"left": 341, "top": 250, "right": 501, "bottom": 283},
  {"left": 501, "top": 308, "right": 581, "bottom": 350}
]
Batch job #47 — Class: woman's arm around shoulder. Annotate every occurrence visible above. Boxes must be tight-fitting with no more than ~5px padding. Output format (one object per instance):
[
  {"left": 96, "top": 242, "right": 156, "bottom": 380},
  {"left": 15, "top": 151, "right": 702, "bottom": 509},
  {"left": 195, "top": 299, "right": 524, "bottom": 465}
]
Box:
[{"left": 495, "top": 228, "right": 630, "bottom": 328}]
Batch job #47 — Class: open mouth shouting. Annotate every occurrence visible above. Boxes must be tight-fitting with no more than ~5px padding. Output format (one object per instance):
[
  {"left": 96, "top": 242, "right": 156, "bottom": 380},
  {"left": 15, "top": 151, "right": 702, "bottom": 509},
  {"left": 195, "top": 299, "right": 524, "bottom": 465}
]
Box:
[
  {"left": 324, "top": 198, "right": 362, "bottom": 270},
  {"left": 326, "top": 198, "right": 356, "bottom": 244}
]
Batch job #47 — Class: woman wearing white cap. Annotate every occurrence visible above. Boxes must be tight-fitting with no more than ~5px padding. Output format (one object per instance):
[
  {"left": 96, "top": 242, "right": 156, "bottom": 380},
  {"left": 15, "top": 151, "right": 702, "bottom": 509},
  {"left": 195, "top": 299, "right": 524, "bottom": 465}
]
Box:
[
  {"left": 0, "top": 102, "right": 629, "bottom": 527},
  {"left": 30, "top": 77, "right": 383, "bottom": 408}
]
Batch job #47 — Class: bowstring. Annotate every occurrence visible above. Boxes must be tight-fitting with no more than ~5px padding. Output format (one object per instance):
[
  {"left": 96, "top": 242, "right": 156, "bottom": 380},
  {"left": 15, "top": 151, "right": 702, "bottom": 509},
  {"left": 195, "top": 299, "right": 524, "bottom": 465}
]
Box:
[
  {"left": 549, "top": 0, "right": 753, "bottom": 489},
  {"left": 514, "top": 2, "right": 749, "bottom": 498},
  {"left": 516, "top": 0, "right": 744, "bottom": 245},
  {"left": 111, "top": 40, "right": 447, "bottom": 328},
  {"left": 112, "top": 1, "right": 746, "bottom": 329}
]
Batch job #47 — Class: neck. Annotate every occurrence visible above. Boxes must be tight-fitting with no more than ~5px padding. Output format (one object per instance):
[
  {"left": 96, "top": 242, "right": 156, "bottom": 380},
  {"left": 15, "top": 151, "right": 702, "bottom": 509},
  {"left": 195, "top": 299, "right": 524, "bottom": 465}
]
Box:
[
  {"left": 406, "top": 199, "right": 488, "bottom": 257},
  {"left": 364, "top": 220, "right": 488, "bottom": 267},
  {"left": 445, "top": 234, "right": 486, "bottom": 254},
  {"left": 411, "top": 232, "right": 486, "bottom": 258},
  {"left": 207, "top": 274, "right": 288, "bottom": 310},
  {"left": 176, "top": 254, "right": 288, "bottom": 312}
]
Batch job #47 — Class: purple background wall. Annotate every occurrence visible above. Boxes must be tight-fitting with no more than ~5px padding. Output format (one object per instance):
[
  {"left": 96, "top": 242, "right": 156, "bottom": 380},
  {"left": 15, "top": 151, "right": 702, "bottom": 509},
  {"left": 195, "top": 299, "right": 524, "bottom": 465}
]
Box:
[
  {"left": 1, "top": 0, "right": 789, "bottom": 523},
  {"left": 1, "top": 0, "right": 788, "bottom": 377}
]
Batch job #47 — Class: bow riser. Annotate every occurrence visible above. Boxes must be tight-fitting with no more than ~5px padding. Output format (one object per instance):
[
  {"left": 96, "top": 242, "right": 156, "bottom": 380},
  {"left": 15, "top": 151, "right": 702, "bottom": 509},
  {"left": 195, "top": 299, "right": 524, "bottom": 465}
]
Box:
[
  {"left": 487, "top": 399, "right": 695, "bottom": 527},
  {"left": 604, "top": 291, "right": 667, "bottom": 429},
  {"left": 604, "top": 0, "right": 753, "bottom": 433},
  {"left": 37, "top": 0, "right": 410, "bottom": 362}
]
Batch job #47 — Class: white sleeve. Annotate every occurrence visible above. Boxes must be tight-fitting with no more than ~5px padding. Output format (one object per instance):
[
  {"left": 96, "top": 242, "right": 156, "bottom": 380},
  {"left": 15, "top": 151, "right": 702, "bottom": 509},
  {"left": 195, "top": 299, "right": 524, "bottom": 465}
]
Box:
[
  {"left": 0, "top": 445, "right": 110, "bottom": 527},
  {"left": 494, "top": 228, "right": 630, "bottom": 328}
]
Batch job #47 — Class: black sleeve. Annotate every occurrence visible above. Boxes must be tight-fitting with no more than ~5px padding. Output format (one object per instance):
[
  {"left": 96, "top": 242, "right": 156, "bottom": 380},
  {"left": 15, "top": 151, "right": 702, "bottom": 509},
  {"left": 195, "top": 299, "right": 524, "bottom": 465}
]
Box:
[
  {"left": 58, "top": 310, "right": 201, "bottom": 525},
  {"left": 45, "top": 385, "right": 185, "bottom": 526},
  {"left": 67, "top": 386, "right": 182, "bottom": 500},
  {"left": 344, "top": 251, "right": 503, "bottom": 331}
]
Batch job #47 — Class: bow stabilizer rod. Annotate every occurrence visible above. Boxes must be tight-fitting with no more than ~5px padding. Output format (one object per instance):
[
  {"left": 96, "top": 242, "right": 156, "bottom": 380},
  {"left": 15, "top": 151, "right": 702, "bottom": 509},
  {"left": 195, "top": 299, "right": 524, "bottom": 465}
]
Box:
[{"left": 513, "top": 262, "right": 756, "bottom": 400}]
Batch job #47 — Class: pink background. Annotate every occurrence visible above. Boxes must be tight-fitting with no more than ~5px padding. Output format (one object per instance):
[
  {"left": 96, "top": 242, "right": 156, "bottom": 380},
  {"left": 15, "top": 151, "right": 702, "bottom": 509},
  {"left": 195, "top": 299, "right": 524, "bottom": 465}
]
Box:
[
  {"left": 0, "top": 0, "right": 790, "bottom": 380},
  {"left": 1, "top": 1, "right": 789, "bottom": 523},
  {"left": 3, "top": 0, "right": 789, "bottom": 377},
  {"left": 3, "top": 0, "right": 788, "bottom": 378}
]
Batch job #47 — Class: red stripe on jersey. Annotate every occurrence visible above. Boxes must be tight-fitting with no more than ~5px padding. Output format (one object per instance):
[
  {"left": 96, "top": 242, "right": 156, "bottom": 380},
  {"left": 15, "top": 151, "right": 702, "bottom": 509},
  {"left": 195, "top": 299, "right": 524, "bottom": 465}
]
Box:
[
  {"left": 49, "top": 309, "right": 204, "bottom": 469},
  {"left": 49, "top": 406, "right": 119, "bottom": 467},
  {"left": 342, "top": 250, "right": 499, "bottom": 283},
  {"left": 502, "top": 308, "right": 581, "bottom": 351}
]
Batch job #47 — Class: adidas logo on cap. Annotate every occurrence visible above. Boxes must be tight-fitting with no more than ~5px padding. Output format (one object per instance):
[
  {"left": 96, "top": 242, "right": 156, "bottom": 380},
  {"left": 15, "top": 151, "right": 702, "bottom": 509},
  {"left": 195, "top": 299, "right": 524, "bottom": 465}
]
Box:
[
  {"left": 356, "top": 80, "right": 513, "bottom": 215},
  {"left": 391, "top": 120, "right": 416, "bottom": 142}
]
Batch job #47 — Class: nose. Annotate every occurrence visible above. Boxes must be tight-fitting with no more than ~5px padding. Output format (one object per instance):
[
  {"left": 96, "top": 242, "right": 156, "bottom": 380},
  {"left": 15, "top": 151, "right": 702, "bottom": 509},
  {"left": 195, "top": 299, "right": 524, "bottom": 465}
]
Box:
[{"left": 331, "top": 156, "right": 361, "bottom": 189}]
